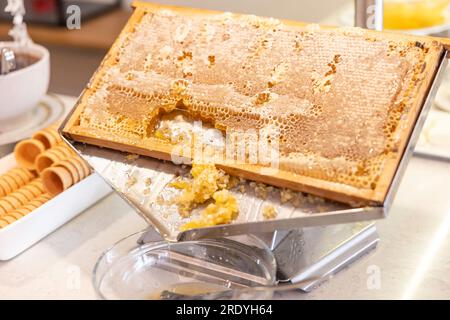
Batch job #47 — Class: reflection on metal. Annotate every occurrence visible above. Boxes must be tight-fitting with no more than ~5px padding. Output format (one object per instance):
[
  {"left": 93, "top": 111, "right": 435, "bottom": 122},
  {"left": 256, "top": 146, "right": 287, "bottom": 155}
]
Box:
[{"left": 251, "top": 223, "right": 379, "bottom": 290}]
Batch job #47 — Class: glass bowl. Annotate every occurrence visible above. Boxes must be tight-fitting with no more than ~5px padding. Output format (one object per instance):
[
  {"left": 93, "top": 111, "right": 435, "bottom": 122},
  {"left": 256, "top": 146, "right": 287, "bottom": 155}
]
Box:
[{"left": 93, "top": 230, "right": 277, "bottom": 300}]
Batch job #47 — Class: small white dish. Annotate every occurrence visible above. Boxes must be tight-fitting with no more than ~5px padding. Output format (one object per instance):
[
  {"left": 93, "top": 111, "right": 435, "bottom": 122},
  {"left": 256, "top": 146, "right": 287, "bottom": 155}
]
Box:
[
  {"left": 0, "top": 153, "right": 112, "bottom": 260},
  {"left": 0, "top": 94, "right": 67, "bottom": 157}
]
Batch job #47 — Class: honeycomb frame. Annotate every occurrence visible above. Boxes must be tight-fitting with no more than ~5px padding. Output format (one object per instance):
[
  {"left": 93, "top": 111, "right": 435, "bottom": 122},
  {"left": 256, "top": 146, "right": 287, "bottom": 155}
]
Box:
[{"left": 62, "top": 1, "right": 446, "bottom": 206}]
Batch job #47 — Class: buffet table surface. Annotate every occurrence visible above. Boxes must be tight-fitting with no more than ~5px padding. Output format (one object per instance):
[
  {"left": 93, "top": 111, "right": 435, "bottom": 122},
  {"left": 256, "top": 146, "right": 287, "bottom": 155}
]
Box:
[{"left": 0, "top": 95, "right": 449, "bottom": 300}]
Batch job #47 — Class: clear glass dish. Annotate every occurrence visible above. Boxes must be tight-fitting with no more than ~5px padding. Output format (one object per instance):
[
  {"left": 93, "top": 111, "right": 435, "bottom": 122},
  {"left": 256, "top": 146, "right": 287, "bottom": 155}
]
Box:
[{"left": 93, "top": 230, "right": 277, "bottom": 300}]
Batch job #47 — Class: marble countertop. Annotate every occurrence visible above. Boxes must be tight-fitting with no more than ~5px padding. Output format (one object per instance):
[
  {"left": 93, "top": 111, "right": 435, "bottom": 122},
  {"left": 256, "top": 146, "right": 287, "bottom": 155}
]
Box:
[{"left": 1, "top": 96, "right": 450, "bottom": 300}]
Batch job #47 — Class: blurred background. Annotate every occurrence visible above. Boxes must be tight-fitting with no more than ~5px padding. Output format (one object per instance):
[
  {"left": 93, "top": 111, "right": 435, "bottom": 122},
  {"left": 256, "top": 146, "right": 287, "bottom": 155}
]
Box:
[{"left": 0, "top": 0, "right": 449, "bottom": 96}]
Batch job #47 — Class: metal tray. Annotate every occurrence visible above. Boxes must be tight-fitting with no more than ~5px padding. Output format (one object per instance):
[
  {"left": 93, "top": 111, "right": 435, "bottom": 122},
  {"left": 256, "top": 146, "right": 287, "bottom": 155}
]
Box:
[{"left": 60, "top": 52, "right": 448, "bottom": 242}]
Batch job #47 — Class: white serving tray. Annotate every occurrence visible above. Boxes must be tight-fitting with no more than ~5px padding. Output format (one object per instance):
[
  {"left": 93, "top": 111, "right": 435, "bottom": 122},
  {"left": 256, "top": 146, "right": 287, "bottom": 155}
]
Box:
[{"left": 0, "top": 153, "right": 112, "bottom": 260}]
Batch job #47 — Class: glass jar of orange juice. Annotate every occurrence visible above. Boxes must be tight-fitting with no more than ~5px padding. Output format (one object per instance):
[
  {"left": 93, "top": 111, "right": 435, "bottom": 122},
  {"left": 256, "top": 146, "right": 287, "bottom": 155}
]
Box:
[{"left": 384, "top": 0, "right": 450, "bottom": 29}]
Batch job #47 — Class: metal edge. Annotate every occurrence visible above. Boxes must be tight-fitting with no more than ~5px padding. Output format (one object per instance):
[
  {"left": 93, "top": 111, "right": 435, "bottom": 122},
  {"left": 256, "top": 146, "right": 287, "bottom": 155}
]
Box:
[
  {"left": 177, "top": 206, "right": 385, "bottom": 241},
  {"left": 383, "top": 51, "right": 449, "bottom": 211},
  {"left": 289, "top": 223, "right": 379, "bottom": 292}
]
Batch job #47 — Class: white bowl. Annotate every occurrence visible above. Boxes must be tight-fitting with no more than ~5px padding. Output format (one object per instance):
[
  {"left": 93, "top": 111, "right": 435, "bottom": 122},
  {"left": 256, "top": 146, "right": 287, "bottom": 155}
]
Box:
[{"left": 0, "top": 42, "right": 50, "bottom": 123}]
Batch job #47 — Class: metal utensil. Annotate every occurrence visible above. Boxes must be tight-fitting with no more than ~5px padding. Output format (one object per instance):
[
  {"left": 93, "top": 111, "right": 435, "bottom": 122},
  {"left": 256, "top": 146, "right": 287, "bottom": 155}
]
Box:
[
  {"left": 159, "top": 277, "right": 325, "bottom": 300},
  {"left": 1, "top": 48, "right": 16, "bottom": 75}
]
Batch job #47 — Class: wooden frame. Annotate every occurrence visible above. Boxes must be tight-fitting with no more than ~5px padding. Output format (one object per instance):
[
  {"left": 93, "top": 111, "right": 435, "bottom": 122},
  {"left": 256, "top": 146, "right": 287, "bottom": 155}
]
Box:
[{"left": 62, "top": 1, "right": 447, "bottom": 206}]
